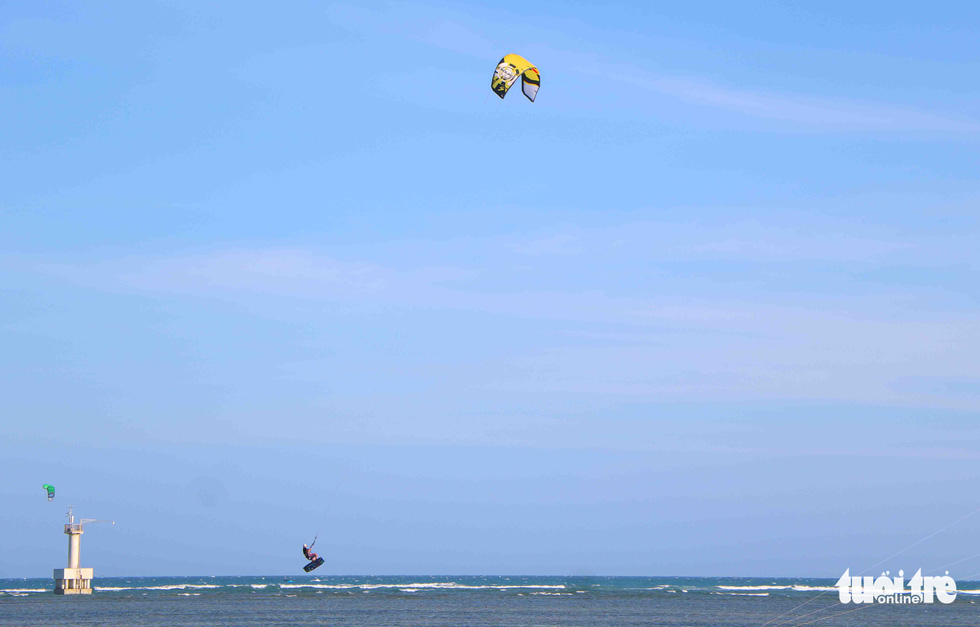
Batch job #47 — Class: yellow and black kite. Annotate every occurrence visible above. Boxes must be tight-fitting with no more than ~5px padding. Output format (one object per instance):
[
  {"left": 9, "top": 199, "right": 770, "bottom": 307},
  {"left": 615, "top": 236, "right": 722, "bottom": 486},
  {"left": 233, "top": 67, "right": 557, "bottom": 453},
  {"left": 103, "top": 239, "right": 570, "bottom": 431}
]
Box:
[{"left": 491, "top": 54, "right": 540, "bottom": 102}]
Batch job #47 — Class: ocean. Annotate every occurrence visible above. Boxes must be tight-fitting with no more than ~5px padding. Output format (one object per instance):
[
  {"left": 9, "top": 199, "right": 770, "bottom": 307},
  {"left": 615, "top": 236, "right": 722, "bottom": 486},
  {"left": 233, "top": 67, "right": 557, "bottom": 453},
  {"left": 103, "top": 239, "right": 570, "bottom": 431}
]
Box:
[{"left": 1, "top": 575, "right": 978, "bottom": 626}]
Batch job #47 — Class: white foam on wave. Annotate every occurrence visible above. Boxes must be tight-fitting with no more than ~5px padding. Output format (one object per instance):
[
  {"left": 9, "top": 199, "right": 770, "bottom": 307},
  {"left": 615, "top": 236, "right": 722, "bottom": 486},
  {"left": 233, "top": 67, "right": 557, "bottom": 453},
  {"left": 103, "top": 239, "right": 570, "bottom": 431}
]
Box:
[
  {"left": 96, "top": 584, "right": 221, "bottom": 592},
  {"left": 278, "top": 582, "right": 566, "bottom": 591},
  {"left": 713, "top": 591, "right": 770, "bottom": 597},
  {"left": 716, "top": 584, "right": 834, "bottom": 593},
  {"left": 1, "top": 588, "right": 47, "bottom": 593},
  {"left": 250, "top": 584, "right": 268, "bottom": 590},
  {"left": 176, "top": 593, "right": 200, "bottom": 596},
  {"left": 957, "top": 589, "right": 980, "bottom": 595}
]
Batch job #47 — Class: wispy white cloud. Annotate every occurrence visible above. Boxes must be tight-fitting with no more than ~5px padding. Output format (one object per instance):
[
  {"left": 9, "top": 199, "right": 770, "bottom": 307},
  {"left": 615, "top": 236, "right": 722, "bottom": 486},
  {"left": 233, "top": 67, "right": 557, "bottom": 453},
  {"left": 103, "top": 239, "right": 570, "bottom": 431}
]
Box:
[
  {"left": 509, "top": 219, "right": 922, "bottom": 263},
  {"left": 335, "top": 3, "right": 980, "bottom": 133},
  {"left": 11, "top": 214, "right": 980, "bottom": 411},
  {"left": 601, "top": 70, "right": 980, "bottom": 132},
  {"left": 466, "top": 315, "right": 980, "bottom": 409},
  {"left": 16, "top": 211, "right": 978, "bottom": 310},
  {"left": 27, "top": 248, "right": 469, "bottom": 302},
  {"left": 507, "top": 232, "right": 583, "bottom": 257}
]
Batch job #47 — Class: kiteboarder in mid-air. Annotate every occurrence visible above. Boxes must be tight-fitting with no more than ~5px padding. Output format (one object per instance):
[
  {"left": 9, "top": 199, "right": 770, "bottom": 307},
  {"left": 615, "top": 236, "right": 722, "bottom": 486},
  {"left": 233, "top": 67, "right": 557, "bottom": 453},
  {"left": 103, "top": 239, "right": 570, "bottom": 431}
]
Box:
[{"left": 301, "top": 533, "right": 324, "bottom": 572}]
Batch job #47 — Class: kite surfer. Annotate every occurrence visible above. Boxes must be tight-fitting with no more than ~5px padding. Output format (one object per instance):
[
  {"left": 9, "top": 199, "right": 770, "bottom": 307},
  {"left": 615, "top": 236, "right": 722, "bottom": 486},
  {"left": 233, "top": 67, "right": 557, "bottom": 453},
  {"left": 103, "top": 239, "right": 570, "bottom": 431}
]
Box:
[
  {"left": 302, "top": 537, "right": 324, "bottom": 572},
  {"left": 301, "top": 528, "right": 326, "bottom": 571}
]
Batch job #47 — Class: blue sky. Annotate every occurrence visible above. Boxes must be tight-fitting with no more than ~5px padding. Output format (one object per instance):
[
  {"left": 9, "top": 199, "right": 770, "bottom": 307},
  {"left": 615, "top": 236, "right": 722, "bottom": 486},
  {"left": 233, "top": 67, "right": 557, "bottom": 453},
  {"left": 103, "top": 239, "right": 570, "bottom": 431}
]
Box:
[{"left": 2, "top": 1, "right": 979, "bottom": 578}]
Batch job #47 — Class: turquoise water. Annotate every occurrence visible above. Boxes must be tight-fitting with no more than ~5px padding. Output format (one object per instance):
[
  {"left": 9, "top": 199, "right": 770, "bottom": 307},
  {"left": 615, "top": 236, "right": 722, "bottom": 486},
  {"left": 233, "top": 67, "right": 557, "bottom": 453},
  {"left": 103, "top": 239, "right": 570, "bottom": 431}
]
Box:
[{"left": 1, "top": 575, "right": 978, "bottom": 625}]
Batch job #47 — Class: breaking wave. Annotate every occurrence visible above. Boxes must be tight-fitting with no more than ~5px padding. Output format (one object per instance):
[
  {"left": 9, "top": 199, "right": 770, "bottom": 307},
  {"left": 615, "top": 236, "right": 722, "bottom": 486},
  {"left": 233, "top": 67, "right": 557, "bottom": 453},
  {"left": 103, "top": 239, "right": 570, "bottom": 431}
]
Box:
[
  {"left": 96, "top": 584, "right": 221, "bottom": 592},
  {"left": 278, "top": 582, "right": 566, "bottom": 591}
]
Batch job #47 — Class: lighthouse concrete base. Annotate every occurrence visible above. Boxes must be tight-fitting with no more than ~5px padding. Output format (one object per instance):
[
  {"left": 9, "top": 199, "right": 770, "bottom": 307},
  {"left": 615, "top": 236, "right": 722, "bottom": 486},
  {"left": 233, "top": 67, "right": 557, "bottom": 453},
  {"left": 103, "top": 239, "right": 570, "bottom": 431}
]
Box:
[{"left": 53, "top": 568, "right": 94, "bottom": 594}]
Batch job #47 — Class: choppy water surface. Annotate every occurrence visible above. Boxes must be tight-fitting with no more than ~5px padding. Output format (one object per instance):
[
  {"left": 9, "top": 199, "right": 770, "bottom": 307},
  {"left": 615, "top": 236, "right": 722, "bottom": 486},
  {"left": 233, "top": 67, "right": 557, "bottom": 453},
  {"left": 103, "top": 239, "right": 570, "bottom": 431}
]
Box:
[{"left": 1, "top": 575, "right": 978, "bottom": 625}]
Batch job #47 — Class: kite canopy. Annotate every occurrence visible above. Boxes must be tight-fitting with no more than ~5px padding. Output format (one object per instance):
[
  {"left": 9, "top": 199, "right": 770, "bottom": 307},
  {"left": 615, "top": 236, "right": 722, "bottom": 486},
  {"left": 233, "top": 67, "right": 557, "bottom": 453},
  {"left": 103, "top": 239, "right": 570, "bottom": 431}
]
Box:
[
  {"left": 491, "top": 54, "right": 540, "bottom": 102},
  {"left": 42, "top": 484, "right": 55, "bottom": 501}
]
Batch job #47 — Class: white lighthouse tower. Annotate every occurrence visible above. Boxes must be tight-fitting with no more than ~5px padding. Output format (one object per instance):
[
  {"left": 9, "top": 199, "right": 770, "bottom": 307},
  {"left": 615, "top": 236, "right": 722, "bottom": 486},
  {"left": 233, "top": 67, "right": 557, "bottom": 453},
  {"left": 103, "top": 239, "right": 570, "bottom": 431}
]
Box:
[{"left": 53, "top": 505, "right": 114, "bottom": 595}]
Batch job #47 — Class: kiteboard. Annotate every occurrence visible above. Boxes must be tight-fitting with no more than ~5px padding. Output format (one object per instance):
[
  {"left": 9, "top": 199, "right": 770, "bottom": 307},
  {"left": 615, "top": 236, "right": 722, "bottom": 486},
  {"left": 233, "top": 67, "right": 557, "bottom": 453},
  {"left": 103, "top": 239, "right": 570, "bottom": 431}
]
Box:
[{"left": 303, "top": 557, "right": 324, "bottom": 572}]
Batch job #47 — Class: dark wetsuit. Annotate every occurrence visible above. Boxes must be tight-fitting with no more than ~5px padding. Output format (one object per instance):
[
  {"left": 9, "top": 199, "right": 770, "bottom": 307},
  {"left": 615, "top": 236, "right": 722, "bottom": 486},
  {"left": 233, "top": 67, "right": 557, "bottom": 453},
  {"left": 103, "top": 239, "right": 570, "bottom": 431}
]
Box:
[{"left": 303, "top": 545, "right": 318, "bottom": 561}]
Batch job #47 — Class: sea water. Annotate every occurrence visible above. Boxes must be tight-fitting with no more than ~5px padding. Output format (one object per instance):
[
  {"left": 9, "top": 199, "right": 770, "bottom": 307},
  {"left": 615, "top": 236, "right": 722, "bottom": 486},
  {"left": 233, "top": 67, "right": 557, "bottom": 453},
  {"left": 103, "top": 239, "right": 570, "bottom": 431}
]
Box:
[{"left": 1, "top": 575, "right": 978, "bottom": 625}]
